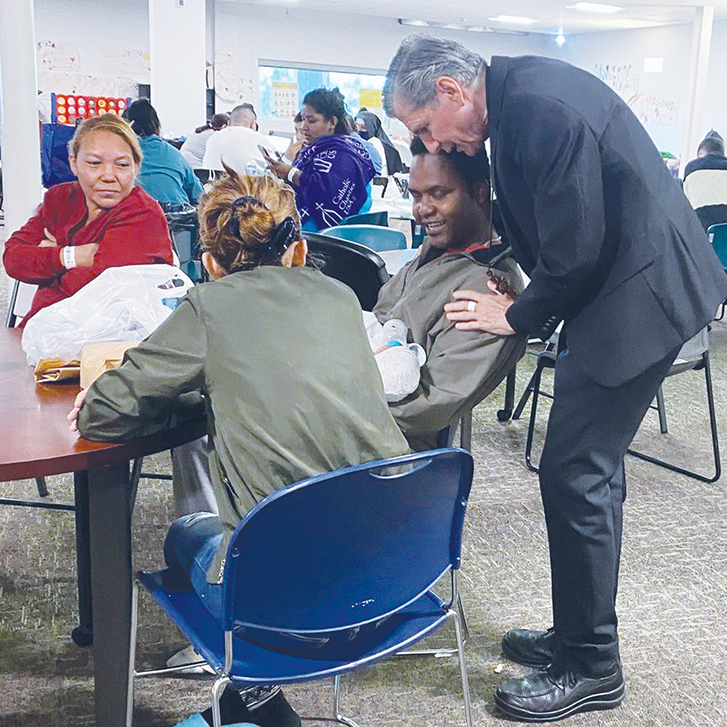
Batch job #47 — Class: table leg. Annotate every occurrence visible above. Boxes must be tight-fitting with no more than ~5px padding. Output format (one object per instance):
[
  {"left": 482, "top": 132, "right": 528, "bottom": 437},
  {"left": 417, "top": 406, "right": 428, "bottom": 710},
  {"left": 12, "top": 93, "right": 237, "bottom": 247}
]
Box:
[
  {"left": 88, "top": 462, "right": 133, "bottom": 727},
  {"left": 72, "top": 470, "right": 93, "bottom": 647}
]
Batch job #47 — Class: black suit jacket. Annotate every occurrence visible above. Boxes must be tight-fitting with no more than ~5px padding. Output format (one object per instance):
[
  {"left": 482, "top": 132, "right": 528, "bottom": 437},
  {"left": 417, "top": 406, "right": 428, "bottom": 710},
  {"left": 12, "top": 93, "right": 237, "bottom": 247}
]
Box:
[{"left": 488, "top": 55, "right": 727, "bottom": 386}]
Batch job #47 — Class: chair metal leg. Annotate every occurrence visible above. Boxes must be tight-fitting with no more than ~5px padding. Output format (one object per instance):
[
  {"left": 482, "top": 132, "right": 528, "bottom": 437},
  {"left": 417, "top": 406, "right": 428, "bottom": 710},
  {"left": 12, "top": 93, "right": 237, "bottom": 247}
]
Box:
[
  {"left": 35, "top": 477, "right": 48, "bottom": 497},
  {"left": 656, "top": 385, "right": 668, "bottom": 434},
  {"left": 452, "top": 610, "right": 473, "bottom": 727},
  {"left": 628, "top": 352, "right": 721, "bottom": 483},
  {"left": 211, "top": 676, "right": 232, "bottom": 727},
  {"left": 396, "top": 592, "right": 469, "bottom": 657},
  {"left": 524, "top": 362, "right": 546, "bottom": 474},
  {"left": 333, "top": 675, "right": 361, "bottom": 727},
  {"left": 497, "top": 367, "right": 517, "bottom": 422}
]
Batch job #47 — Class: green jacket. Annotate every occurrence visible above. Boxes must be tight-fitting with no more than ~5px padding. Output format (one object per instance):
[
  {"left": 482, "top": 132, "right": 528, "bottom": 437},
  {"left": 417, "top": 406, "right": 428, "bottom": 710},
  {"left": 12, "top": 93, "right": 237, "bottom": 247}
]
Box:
[
  {"left": 374, "top": 242, "right": 526, "bottom": 450},
  {"left": 79, "top": 265, "right": 409, "bottom": 581}
]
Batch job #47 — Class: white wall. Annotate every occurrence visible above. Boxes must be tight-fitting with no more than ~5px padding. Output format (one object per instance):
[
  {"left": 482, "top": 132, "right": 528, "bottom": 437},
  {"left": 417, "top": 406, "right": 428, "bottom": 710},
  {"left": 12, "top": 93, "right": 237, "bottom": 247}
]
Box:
[
  {"left": 9, "top": 0, "right": 727, "bottom": 154},
  {"left": 556, "top": 19, "right": 727, "bottom": 157},
  {"left": 150, "top": 0, "right": 207, "bottom": 137},
  {"left": 34, "top": 0, "right": 149, "bottom": 79}
]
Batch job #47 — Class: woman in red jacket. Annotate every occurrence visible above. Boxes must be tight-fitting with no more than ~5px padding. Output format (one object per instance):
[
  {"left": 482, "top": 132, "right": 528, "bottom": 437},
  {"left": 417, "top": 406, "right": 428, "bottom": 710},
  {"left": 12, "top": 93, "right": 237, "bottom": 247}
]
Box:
[{"left": 3, "top": 113, "right": 174, "bottom": 325}]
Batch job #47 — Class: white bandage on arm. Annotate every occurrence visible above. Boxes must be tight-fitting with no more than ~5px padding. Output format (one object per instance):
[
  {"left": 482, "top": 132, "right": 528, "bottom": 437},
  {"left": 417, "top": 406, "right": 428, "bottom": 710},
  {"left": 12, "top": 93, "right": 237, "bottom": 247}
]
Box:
[{"left": 61, "top": 245, "right": 77, "bottom": 269}]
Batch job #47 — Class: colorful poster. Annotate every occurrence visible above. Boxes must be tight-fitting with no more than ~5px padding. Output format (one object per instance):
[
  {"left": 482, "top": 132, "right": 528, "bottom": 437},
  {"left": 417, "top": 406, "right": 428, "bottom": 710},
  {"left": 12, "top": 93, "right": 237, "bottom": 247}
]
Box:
[
  {"left": 594, "top": 63, "right": 639, "bottom": 101},
  {"left": 102, "top": 48, "right": 150, "bottom": 83},
  {"left": 359, "top": 89, "right": 382, "bottom": 114},
  {"left": 273, "top": 82, "right": 298, "bottom": 118},
  {"left": 627, "top": 94, "right": 678, "bottom": 126},
  {"left": 37, "top": 40, "right": 80, "bottom": 72},
  {"left": 215, "top": 51, "right": 240, "bottom": 102}
]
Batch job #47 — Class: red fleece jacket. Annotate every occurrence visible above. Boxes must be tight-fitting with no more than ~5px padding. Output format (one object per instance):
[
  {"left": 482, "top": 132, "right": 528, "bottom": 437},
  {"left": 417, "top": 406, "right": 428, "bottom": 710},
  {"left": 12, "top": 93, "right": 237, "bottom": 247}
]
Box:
[{"left": 3, "top": 182, "right": 174, "bottom": 324}]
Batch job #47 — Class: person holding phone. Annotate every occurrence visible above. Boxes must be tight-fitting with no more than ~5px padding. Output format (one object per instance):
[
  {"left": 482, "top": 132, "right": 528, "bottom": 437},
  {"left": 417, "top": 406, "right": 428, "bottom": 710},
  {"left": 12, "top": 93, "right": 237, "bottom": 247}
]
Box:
[{"left": 265, "top": 87, "right": 376, "bottom": 231}]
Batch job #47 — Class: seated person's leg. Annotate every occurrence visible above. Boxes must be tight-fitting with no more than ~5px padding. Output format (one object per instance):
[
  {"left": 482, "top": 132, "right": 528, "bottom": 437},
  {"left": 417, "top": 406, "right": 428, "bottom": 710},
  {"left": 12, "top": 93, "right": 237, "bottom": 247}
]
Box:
[
  {"left": 164, "top": 511, "right": 225, "bottom": 617},
  {"left": 172, "top": 435, "right": 219, "bottom": 517},
  {"left": 164, "top": 514, "right": 301, "bottom": 727}
]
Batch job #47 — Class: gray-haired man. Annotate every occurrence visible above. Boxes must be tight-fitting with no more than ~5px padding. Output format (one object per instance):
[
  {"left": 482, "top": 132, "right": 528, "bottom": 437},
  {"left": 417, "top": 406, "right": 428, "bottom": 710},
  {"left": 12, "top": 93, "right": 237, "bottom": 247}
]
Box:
[{"left": 385, "top": 34, "right": 727, "bottom": 722}]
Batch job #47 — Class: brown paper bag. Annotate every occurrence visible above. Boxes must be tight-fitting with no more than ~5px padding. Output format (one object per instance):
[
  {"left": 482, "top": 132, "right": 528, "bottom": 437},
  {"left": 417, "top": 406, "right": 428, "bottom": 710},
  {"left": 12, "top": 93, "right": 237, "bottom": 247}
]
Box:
[
  {"left": 34, "top": 358, "right": 81, "bottom": 383},
  {"left": 80, "top": 341, "right": 139, "bottom": 389}
]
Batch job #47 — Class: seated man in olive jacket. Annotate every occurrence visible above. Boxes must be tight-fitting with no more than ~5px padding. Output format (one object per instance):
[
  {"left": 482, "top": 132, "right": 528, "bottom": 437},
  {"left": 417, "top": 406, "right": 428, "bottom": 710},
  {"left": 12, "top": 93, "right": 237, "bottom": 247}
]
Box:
[{"left": 374, "top": 138, "right": 525, "bottom": 450}]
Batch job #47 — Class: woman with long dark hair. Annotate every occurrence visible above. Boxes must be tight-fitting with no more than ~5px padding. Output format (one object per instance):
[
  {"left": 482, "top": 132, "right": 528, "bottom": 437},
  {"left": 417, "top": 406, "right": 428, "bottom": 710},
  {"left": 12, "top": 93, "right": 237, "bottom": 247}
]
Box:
[{"left": 265, "top": 87, "right": 376, "bottom": 230}]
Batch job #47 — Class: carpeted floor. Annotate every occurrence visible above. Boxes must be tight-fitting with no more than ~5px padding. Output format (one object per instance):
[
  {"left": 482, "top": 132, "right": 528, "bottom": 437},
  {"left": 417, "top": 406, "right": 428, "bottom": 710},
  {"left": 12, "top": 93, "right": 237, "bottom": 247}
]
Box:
[{"left": 0, "top": 227, "right": 726, "bottom": 727}]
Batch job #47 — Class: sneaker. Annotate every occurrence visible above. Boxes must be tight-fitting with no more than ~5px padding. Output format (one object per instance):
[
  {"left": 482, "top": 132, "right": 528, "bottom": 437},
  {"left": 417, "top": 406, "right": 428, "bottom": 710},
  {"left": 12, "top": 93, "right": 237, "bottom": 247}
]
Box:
[{"left": 167, "top": 644, "right": 216, "bottom": 675}]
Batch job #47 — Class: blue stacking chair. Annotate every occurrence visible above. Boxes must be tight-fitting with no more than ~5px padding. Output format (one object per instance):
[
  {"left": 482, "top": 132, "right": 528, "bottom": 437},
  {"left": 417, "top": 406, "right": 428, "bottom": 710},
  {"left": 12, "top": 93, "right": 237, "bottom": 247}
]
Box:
[
  {"left": 322, "top": 224, "right": 407, "bottom": 252},
  {"left": 708, "top": 223, "right": 727, "bottom": 269},
  {"left": 341, "top": 210, "right": 389, "bottom": 227},
  {"left": 130, "top": 448, "right": 474, "bottom": 727},
  {"left": 707, "top": 224, "right": 727, "bottom": 319}
]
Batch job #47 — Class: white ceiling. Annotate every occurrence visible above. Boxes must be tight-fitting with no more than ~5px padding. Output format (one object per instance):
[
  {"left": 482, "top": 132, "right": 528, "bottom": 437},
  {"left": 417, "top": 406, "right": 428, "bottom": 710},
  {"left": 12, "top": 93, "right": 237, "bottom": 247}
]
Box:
[{"left": 222, "top": 0, "right": 727, "bottom": 35}]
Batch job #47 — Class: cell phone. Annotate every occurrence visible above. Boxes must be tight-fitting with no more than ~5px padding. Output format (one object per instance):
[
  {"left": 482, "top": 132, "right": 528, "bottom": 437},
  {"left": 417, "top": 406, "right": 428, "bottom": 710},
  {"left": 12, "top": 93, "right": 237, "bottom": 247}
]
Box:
[{"left": 258, "top": 144, "right": 282, "bottom": 161}]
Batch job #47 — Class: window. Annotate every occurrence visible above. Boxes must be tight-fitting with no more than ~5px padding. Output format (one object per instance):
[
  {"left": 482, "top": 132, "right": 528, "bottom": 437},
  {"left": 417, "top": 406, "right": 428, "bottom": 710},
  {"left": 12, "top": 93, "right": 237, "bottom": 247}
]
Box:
[{"left": 259, "top": 64, "right": 387, "bottom": 123}]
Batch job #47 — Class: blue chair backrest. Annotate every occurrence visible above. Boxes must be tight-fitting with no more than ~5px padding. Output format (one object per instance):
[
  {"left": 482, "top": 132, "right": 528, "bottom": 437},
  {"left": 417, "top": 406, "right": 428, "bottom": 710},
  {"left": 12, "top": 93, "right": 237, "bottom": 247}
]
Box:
[
  {"left": 708, "top": 223, "right": 727, "bottom": 269},
  {"left": 322, "top": 224, "right": 407, "bottom": 252},
  {"left": 341, "top": 211, "right": 389, "bottom": 227},
  {"left": 221, "top": 448, "right": 473, "bottom": 633},
  {"left": 41, "top": 123, "right": 76, "bottom": 188}
]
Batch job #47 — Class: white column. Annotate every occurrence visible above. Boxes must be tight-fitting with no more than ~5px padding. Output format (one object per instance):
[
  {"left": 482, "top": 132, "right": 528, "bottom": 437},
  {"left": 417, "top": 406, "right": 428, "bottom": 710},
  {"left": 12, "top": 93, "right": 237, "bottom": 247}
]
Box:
[
  {"left": 0, "top": 0, "right": 43, "bottom": 237},
  {"left": 679, "top": 5, "right": 714, "bottom": 178},
  {"left": 148, "top": 0, "right": 207, "bottom": 138}
]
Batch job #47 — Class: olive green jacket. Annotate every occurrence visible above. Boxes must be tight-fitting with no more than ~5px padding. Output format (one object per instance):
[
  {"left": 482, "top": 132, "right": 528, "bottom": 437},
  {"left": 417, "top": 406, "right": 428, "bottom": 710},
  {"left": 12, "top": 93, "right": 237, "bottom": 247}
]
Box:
[
  {"left": 374, "top": 243, "right": 526, "bottom": 450},
  {"left": 79, "top": 266, "right": 409, "bottom": 581}
]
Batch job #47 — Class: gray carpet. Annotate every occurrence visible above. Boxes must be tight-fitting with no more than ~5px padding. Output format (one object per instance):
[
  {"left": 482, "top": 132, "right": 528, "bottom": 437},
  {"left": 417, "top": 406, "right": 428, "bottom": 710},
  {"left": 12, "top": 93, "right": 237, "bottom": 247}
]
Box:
[{"left": 1, "top": 228, "right": 726, "bottom": 727}]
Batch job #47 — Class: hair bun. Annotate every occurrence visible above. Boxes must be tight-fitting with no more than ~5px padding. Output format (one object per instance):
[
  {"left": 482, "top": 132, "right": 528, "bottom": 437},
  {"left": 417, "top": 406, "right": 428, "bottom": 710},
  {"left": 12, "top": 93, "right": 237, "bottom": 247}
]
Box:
[
  {"left": 229, "top": 195, "right": 274, "bottom": 240},
  {"left": 231, "top": 195, "right": 268, "bottom": 219}
]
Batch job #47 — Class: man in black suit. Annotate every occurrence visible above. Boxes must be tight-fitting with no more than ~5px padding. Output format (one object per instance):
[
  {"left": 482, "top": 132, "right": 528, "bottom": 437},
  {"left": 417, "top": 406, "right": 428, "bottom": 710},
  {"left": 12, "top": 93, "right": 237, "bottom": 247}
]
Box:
[{"left": 384, "top": 35, "right": 727, "bottom": 722}]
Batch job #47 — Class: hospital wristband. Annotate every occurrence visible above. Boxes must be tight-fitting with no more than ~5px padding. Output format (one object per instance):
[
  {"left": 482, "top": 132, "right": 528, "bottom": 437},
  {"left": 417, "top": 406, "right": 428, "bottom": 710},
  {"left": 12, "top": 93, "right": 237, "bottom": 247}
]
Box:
[{"left": 61, "top": 246, "right": 77, "bottom": 269}]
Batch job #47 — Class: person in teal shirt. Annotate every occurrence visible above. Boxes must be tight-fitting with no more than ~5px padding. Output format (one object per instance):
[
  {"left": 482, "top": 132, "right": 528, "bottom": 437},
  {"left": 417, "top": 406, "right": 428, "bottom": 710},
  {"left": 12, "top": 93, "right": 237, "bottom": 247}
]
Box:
[{"left": 124, "top": 98, "right": 203, "bottom": 208}]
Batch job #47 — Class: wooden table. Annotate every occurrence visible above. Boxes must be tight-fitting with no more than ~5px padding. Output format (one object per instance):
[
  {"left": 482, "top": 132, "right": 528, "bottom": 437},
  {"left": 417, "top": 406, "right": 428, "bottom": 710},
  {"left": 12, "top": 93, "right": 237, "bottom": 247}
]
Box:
[{"left": 0, "top": 327, "right": 205, "bottom": 727}]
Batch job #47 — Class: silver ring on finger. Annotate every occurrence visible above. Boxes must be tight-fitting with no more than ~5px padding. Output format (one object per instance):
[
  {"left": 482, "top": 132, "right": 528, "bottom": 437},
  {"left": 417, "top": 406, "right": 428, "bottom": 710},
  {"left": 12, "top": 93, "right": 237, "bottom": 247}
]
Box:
[{"left": 467, "top": 300, "right": 477, "bottom": 313}]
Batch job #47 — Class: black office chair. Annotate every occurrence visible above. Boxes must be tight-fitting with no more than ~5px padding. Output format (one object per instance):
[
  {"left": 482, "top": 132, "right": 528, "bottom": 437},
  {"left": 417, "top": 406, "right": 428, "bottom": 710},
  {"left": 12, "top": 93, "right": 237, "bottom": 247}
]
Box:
[
  {"left": 371, "top": 176, "right": 389, "bottom": 198},
  {"left": 305, "top": 233, "right": 389, "bottom": 311},
  {"left": 193, "top": 168, "right": 218, "bottom": 185},
  {"left": 165, "top": 207, "right": 205, "bottom": 283}
]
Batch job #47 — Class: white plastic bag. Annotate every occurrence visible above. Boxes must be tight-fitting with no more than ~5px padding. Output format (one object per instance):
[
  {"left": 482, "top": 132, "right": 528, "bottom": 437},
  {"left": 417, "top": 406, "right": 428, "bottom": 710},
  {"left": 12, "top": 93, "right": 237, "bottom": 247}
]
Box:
[{"left": 22, "top": 264, "right": 194, "bottom": 365}]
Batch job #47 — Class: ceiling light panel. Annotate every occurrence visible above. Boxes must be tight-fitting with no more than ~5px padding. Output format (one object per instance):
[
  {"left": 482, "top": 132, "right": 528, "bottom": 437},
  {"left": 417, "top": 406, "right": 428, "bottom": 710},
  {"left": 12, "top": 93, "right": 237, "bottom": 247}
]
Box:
[
  {"left": 571, "top": 2, "right": 623, "bottom": 13},
  {"left": 489, "top": 14, "right": 537, "bottom": 24}
]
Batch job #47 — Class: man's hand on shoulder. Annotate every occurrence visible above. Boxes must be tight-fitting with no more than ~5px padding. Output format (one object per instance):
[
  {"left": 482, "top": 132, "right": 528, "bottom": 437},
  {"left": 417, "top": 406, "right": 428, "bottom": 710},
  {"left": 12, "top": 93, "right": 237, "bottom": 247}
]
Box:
[{"left": 444, "top": 279, "right": 516, "bottom": 336}]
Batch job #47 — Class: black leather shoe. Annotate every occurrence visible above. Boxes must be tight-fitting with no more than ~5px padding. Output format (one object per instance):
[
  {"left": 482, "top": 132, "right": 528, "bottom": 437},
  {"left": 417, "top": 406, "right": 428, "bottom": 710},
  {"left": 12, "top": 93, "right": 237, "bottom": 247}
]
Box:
[
  {"left": 501, "top": 627, "right": 555, "bottom": 667},
  {"left": 494, "top": 663, "right": 625, "bottom": 722}
]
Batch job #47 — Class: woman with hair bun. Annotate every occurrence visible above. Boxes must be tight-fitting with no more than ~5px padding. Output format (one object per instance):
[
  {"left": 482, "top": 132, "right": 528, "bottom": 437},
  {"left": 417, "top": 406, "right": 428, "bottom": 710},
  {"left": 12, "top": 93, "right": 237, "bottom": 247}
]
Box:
[
  {"left": 180, "top": 112, "right": 231, "bottom": 168},
  {"left": 69, "top": 169, "right": 409, "bottom": 727},
  {"left": 265, "top": 87, "right": 376, "bottom": 231}
]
